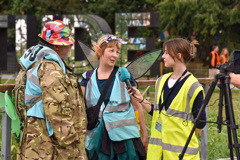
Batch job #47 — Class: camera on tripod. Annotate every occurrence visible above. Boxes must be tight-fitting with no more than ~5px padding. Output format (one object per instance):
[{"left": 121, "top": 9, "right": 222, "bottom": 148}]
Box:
[{"left": 216, "top": 50, "right": 240, "bottom": 74}]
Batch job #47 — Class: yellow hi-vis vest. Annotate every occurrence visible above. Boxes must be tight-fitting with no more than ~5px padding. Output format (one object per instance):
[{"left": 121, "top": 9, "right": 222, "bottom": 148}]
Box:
[{"left": 147, "top": 73, "right": 204, "bottom": 160}]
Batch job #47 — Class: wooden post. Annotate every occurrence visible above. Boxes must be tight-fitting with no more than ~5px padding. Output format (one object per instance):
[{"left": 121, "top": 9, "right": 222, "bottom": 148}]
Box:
[
  {"left": 160, "top": 61, "right": 163, "bottom": 76},
  {"left": 0, "top": 84, "right": 15, "bottom": 160},
  {"left": 1, "top": 107, "right": 11, "bottom": 160},
  {"left": 201, "top": 83, "right": 210, "bottom": 160}
]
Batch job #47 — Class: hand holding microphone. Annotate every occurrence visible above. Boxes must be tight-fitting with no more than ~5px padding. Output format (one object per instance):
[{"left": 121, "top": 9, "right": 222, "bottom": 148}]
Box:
[
  {"left": 118, "top": 67, "right": 151, "bottom": 108},
  {"left": 118, "top": 67, "right": 147, "bottom": 103},
  {"left": 118, "top": 67, "right": 134, "bottom": 95}
]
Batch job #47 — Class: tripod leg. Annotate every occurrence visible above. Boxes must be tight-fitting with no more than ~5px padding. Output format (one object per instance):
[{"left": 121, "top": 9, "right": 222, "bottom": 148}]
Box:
[
  {"left": 179, "top": 76, "right": 218, "bottom": 160},
  {"left": 224, "top": 77, "right": 240, "bottom": 160},
  {"left": 224, "top": 84, "right": 235, "bottom": 160},
  {"left": 217, "top": 80, "right": 224, "bottom": 133}
]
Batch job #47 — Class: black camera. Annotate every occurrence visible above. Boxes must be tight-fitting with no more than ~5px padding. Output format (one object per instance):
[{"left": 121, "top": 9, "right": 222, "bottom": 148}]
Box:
[{"left": 216, "top": 50, "right": 240, "bottom": 74}]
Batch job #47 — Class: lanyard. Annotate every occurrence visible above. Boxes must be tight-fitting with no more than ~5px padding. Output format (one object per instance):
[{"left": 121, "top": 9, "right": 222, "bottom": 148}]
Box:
[{"left": 158, "top": 69, "right": 188, "bottom": 114}]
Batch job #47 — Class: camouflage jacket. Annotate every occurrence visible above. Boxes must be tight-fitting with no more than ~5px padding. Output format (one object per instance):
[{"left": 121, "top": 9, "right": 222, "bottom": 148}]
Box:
[{"left": 17, "top": 61, "right": 87, "bottom": 160}]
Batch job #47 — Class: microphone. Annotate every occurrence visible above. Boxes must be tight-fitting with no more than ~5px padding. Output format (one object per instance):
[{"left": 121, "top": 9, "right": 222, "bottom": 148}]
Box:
[{"left": 118, "top": 67, "right": 134, "bottom": 95}]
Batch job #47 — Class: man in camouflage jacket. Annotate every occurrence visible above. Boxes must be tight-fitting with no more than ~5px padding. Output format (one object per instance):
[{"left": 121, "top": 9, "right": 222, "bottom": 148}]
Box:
[{"left": 17, "top": 20, "right": 87, "bottom": 160}]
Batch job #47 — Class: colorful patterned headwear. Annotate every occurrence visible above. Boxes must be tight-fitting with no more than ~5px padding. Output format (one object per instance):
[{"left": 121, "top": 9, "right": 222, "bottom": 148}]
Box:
[{"left": 38, "top": 20, "right": 75, "bottom": 46}]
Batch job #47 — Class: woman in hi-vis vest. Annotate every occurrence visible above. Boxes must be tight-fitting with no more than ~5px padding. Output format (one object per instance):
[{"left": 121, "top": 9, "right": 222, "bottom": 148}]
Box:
[
  {"left": 80, "top": 34, "right": 147, "bottom": 160},
  {"left": 220, "top": 48, "right": 229, "bottom": 64},
  {"left": 127, "top": 38, "right": 206, "bottom": 160}
]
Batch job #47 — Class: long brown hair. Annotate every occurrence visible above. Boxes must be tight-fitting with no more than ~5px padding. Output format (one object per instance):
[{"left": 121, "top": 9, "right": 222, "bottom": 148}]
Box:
[
  {"left": 220, "top": 48, "right": 229, "bottom": 58},
  {"left": 163, "top": 38, "right": 199, "bottom": 64}
]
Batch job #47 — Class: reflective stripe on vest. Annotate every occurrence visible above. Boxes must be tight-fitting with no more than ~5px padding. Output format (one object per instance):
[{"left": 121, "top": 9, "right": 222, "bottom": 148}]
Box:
[
  {"left": 105, "top": 118, "right": 138, "bottom": 131},
  {"left": 97, "top": 104, "right": 132, "bottom": 118},
  {"left": 26, "top": 65, "right": 41, "bottom": 88},
  {"left": 154, "top": 77, "right": 201, "bottom": 122},
  {"left": 149, "top": 138, "right": 199, "bottom": 155},
  {"left": 105, "top": 102, "right": 131, "bottom": 112},
  {"left": 36, "top": 49, "right": 63, "bottom": 66},
  {"left": 147, "top": 73, "right": 203, "bottom": 160},
  {"left": 85, "top": 68, "right": 140, "bottom": 141},
  {"left": 25, "top": 94, "right": 39, "bottom": 102},
  {"left": 153, "top": 76, "right": 163, "bottom": 111}
]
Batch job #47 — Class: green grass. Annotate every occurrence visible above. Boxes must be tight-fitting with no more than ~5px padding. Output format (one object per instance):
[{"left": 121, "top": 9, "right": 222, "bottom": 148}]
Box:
[
  {"left": 138, "top": 85, "right": 155, "bottom": 93},
  {"left": 0, "top": 79, "right": 15, "bottom": 84},
  {"left": 207, "top": 89, "right": 240, "bottom": 159}
]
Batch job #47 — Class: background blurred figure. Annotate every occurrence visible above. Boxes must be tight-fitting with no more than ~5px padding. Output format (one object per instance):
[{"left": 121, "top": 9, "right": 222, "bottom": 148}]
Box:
[
  {"left": 220, "top": 48, "right": 229, "bottom": 64},
  {"left": 209, "top": 44, "right": 221, "bottom": 78}
]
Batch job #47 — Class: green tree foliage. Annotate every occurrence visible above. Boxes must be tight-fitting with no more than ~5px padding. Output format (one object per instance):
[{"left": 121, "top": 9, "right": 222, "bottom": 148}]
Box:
[
  {"left": 1, "top": 0, "right": 239, "bottom": 60},
  {"left": 147, "top": 0, "right": 240, "bottom": 60},
  {"left": 0, "top": 0, "right": 85, "bottom": 15}
]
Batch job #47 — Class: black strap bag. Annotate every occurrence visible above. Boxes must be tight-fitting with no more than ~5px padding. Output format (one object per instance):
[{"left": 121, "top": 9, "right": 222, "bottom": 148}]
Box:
[{"left": 86, "top": 66, "right": 118, "bottom": 130}]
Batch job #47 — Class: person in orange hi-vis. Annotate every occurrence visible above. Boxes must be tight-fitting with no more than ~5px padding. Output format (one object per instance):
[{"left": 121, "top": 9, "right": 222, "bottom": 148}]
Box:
[
  {"left": 209, "top": 44, "right": 221, "bottom": 78},
  {"left": 220, "top": 48, "right": 229, "bottom": 64}
]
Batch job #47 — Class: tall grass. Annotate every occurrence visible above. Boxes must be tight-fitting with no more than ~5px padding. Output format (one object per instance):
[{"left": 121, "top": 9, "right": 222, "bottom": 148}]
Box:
[{"left": 207, "top": 89, "right": 240, "bottom": 159}]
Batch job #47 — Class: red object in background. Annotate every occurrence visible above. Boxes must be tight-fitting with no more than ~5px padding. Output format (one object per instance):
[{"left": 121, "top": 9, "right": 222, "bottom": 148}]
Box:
[{"left": 137, "top": 51, "right": 145, "bottom": 57}]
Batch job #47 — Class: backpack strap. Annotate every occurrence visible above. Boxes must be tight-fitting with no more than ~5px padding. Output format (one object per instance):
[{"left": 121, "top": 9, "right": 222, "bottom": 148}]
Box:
[
  {"left": 22, "top": 96, "right": 42, "bottom": 131},
  {"left": 26, "top": 96, "right": 42, "bottom": 110}
]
